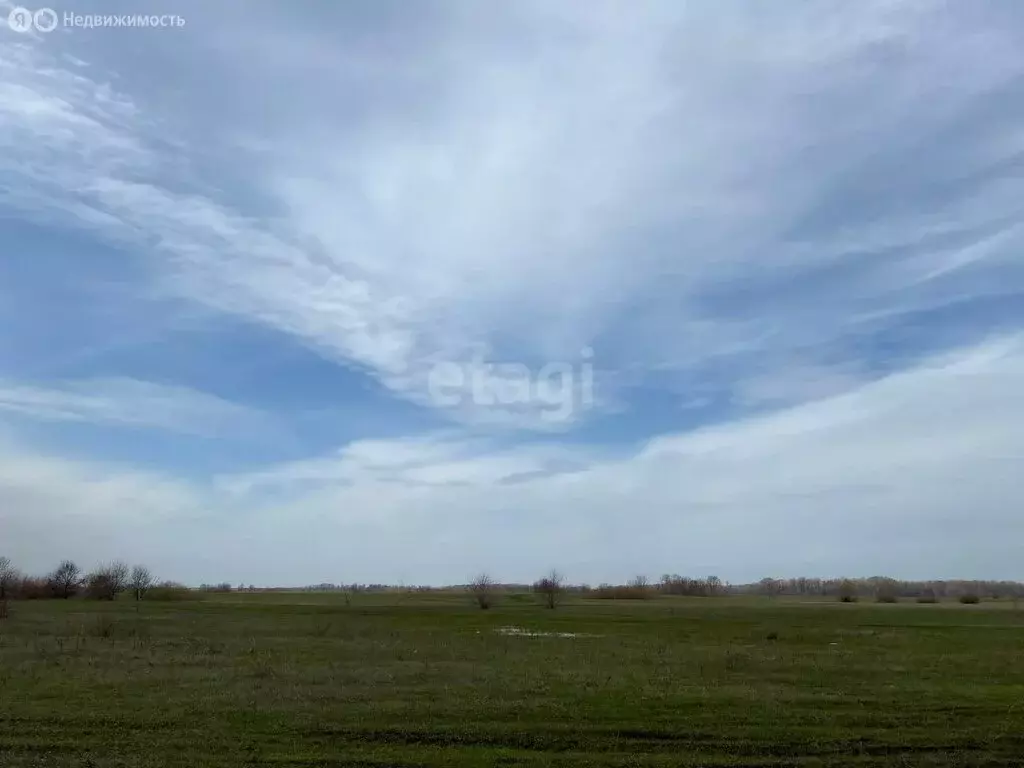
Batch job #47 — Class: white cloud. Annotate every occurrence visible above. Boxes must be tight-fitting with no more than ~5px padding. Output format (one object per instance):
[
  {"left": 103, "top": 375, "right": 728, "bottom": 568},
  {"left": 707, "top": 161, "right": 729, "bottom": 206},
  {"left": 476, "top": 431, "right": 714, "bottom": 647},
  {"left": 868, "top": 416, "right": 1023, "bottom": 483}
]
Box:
[
  {"left": 0, "top": 377, "right": 271, "bottom": 437},
  {"left": 2, "top": 5, "right": 1023, "bottom": 584},
  {"left": 4, "top": 335, "right": 1020, "bottom": 584},
  {"left": 2, "top": 4, "right": 1022, "bottom": 427},
  {"left": 0, "top": 431, "right": 206, "bottom": 576}
]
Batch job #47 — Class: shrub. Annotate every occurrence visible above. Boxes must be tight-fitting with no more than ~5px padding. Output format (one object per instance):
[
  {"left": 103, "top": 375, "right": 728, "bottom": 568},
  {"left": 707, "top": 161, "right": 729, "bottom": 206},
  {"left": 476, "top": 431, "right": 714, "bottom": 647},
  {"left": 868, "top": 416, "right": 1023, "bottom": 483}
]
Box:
[
  {"left": 875, "top": 594, "right": 899, "bottom": 604},
  {"left": 916, "top": 595, "right": 938, "bottom": 604},
  {"left": 837, "top": 579, "right": 858, "bottom": 603},
  {"left": 959, "top": 594, "right": 981, "bottom": 605},
  {"left": 469, "top": 573, "right": 496, "bottom": 610}
]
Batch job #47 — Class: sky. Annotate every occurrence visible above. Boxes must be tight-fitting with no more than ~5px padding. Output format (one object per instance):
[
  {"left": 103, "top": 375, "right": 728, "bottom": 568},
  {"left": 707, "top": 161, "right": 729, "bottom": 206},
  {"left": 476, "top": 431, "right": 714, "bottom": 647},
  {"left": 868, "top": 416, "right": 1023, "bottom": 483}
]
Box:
[{"left": 1, "top": 1, "right": 1023, "bottom": 586}]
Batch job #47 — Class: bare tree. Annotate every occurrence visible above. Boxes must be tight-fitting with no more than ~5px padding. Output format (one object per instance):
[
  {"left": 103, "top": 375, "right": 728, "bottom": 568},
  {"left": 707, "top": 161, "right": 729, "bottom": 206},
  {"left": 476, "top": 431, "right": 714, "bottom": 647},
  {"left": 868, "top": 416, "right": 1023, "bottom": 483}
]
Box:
[
  {"left": 85, "top": 561, "right": 130, "bottom": 601},
  {"left": 48, "top": 560, "right": 82, "bottom": 599},
  {"left": 0, "top": 556, "right": 17, "bottom": 601},
  {"left": 130, "top": 565, "right": 154, "bottom": 601},
  {"left": 759, "top": 577, "right": 783, "bottom": 599},
  {"left": 706, "top": 575, "right": 723, "bottom": 597},
  {"left": 533, "top": 569, "right": 565, "bottom": 609},
  {"left": 470, "top": 573, "right": 496, "bottom": 610},
  {"left": 0, "top": 556, "right": 13, "bottom": 620},
  {"left": 627, "top": 575, "right": 652, "bottom": 598}
]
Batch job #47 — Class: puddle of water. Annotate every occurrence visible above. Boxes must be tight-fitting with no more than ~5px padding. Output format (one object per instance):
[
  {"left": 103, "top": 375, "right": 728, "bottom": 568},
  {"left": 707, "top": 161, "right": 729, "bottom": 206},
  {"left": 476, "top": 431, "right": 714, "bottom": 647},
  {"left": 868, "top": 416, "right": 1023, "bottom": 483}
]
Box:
[{"left": 494, "top": 625, "right": 599, "bottom": 638}]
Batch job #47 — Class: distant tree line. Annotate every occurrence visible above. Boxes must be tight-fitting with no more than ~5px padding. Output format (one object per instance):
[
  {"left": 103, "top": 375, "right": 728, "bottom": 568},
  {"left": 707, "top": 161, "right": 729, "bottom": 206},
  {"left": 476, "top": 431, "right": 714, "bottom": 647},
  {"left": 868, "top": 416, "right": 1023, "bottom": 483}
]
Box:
[
  {"left": 0, "top": 556, "right": 170, "bottom": 605},
  {"left": 459, "top": 572, "right": 1024, "bottom": 610},
  {"left": 3, "top": 555, "right": 1020, "bottom": 614},
  {"left": 735, "top": 576, "right": 1024, "bottom": 603},
  {"left": 657, "top": 574, "right": 726, "bottom": 597}
]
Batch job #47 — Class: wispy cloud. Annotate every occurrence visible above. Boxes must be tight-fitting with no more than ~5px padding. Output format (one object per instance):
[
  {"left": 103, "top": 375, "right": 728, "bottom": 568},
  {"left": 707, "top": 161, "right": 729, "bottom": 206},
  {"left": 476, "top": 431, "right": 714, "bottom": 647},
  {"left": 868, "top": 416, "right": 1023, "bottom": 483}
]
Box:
[
  {"left": 2, "top": 3, "right": 1024, "bottom": 583},
  {"left": 0, "top": 378, "right": 270, "bottom": 437},
  {"left": 3, "top": 334, "right": 1022, "bottom": 583},
  {"left": 3, "top": 3, "right": 1022, "bottom": 428}
]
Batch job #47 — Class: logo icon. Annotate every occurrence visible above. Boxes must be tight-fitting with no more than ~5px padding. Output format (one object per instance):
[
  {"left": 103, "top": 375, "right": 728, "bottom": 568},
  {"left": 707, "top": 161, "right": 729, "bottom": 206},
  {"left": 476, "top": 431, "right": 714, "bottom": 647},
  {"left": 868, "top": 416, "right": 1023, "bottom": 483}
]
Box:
[
  {"left": 7, "top": 6, "right": 34, "bottom": 32},
  {"left": 33, "top": 7, "right": 57, "bottom": 32}
]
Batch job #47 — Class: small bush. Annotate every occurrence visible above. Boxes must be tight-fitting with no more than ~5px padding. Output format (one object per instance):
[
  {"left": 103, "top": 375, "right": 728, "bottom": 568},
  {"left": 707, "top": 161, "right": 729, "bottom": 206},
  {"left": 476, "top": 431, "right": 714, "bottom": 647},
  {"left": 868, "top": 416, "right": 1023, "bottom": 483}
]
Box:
[
  {"left": 469, "top": 573, "right": 496, "bottom": 610},
  {"left": 916, "top": 595, "right": 938, "bottom": 604},
  {"left": 873, "top": 578, "right": 900, "bottom": 604},
  {"left": 837, "top": 579, "right": 858, "bottom": 603},
  {"left": 959, "top": 594, "right": 981, "bottom": 605}
]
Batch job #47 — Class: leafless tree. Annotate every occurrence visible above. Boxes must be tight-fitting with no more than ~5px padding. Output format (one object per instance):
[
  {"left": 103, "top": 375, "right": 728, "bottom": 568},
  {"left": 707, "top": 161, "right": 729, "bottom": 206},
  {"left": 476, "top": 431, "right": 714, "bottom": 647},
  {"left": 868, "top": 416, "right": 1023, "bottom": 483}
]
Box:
[
  {"left": 759, "top": 577, "right": 783, "bottom": 599},
  {"left": 48, "top": 560, "right": 82, "bottom": 599},
  {"left": 706, "top": 575, "right": 723, "bottom": 597},
  {"left": 533, "top": 569, "right": 565, "bottom": 609},
  {"left": 0, "top": 556, "right": 17, "bottom": 619},
  {"left": 470, "top": 573, "right": 496, "bottom": 610},
  {"left": 0, "top": 556, "right": 17, "bottom": 601},
  {"left": 130, "top": 565, "right": 154, "bottom": 601},
  {"left": 85, "top": 561, "right": 130, "bottom": 600},
  {"left": 626, "top": 575, "right": 652, "bottom": 598}
]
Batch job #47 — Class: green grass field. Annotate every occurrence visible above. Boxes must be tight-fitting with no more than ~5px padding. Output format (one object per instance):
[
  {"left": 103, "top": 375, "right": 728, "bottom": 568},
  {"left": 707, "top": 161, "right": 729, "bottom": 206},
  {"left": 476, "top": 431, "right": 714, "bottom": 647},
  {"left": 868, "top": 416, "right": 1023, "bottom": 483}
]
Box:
[{"left": 2, "top": 592, "right": 1023, "bottom": 766}]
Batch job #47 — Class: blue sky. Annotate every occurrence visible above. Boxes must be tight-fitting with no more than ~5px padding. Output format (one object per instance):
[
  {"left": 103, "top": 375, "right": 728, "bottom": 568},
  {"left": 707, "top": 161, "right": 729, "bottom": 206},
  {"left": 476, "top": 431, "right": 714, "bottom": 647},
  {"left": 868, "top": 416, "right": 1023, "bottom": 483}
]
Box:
[{"left": 1, "top": 1, "right": 1023, "bottom": 586}]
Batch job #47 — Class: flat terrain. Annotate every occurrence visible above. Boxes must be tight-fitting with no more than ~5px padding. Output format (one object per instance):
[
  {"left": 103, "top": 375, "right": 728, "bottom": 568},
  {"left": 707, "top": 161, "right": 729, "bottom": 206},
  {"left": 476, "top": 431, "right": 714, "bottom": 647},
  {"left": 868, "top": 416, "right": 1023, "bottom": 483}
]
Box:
[{"left": 2, "top": 592, "right": 1024, "bottom": 766}]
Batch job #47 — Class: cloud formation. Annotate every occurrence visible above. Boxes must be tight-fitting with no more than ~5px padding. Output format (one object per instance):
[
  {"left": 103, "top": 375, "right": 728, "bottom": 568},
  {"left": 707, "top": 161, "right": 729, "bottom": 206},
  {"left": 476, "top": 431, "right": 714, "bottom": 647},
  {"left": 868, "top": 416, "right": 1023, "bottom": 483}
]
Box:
[{"left": 1, "top": 1, "right": 1022, "bottom": 582}]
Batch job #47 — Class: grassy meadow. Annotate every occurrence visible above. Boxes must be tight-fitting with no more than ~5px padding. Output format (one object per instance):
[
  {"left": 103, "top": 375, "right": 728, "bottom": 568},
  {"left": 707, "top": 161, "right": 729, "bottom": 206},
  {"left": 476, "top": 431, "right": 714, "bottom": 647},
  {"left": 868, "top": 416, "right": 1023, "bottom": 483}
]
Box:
[{"left": 2, "top": 591, "right": 1024, "bottom": 766}]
